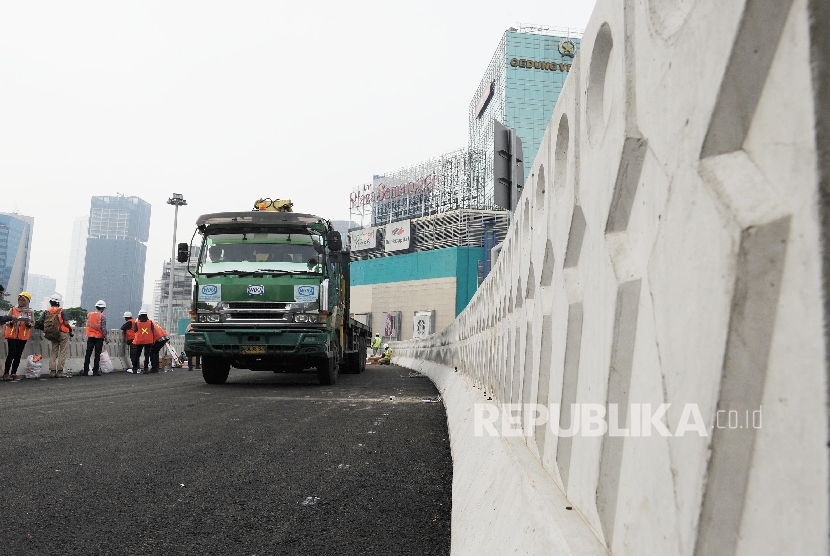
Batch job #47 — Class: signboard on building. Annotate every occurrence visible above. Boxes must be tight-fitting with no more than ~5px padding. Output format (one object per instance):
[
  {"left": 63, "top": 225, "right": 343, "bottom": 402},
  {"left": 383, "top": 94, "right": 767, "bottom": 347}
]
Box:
[
  {"left": 348, "top": 228, "right": 377, "bottom": 251},
  {"left": 384, "top": 220, "right": 411, "bottom": 252},
  {"left": 382, "top": 311, "right": 401, "bottom": 340},
  {"left": 413, "top": 310, "right": 435, "bottom": 339}
]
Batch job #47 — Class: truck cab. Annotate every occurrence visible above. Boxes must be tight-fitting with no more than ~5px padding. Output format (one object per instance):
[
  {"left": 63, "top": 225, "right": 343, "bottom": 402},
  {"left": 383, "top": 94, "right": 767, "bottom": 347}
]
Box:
[{"left": 182, "top": 208, "right": 368, "bottom": 385}]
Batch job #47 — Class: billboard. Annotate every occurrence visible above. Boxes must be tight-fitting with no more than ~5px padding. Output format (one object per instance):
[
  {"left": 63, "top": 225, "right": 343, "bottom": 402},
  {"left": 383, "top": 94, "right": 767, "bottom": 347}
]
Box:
[
  {"left": 382, "top": 311, "right": 401, "bottom": 340},
  {"left": 348, "top": 228, "right": 377, "bottom": 251},
  {"left": 384, "top": 219, "right": 411, "bottom": 252}
]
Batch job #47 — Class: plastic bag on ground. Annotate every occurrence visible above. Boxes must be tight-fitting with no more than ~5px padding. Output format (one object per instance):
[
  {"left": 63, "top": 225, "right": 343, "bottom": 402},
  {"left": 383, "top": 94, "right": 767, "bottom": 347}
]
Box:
[
  {"left": 99, "top": 350, "right": 114, "bottom": 373},
  {"left": 25, "top": 354, "right": 43, "bottom": 379}
]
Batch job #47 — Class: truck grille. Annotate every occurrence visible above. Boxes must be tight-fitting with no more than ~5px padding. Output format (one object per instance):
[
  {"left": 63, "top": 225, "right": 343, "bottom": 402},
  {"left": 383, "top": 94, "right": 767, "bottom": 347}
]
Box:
[
  {"left": 225, "top": 312, "right": 290, "bottom": 322},
  {"left": 226, "top": 302, "right": 289, "bottom": 310}
]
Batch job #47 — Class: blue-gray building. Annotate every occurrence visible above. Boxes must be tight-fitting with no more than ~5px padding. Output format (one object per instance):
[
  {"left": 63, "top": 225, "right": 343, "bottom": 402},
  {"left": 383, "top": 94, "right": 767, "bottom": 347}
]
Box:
[
  {"left": 469, "top": 26, "right": 581, "bottom": 209},
  {"left": 0, "top": 212, "right": 34, "bottom": 297},
  {"left": 80, "top": 196, "right": 151, "bottom": 321}
]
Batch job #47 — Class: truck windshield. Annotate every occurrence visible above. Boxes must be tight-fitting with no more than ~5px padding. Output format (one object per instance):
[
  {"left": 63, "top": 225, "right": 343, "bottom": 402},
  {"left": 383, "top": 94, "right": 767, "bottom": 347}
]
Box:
[{"left": 199, "top": 232, "right": 324, "bottom": 274}]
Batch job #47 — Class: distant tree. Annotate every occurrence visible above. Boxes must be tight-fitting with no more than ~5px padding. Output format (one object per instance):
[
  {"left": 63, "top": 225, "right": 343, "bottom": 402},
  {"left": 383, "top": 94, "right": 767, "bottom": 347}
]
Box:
[
  {"left": 0, "top": 299, "right": 11, "bottom": 311},
  {"left": 65, "top": 307, "right": 87, "bottom": 327}
]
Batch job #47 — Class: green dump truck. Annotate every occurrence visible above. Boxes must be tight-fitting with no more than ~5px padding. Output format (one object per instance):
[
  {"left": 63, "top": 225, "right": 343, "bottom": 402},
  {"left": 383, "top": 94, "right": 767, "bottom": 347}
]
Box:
[{"left": 181, "top": 200, "right": 369, "bottom": 385}]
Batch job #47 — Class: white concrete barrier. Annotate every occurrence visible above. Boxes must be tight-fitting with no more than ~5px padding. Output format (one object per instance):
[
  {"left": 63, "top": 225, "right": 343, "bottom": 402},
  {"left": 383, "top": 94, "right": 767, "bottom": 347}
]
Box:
[
  {"left": 0, "top": 329, "right": 133, "bottom": 374},
  {"left": 394, "top": 0, "right": 829, "bottom": 553}
]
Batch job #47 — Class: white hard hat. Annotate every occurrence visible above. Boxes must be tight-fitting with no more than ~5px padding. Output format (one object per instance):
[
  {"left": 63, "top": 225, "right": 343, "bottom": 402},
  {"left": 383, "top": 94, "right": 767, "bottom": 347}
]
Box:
[
  {"left": 374, "top": 333, "right": 380, "bottom": 336},
  {"left": 383, "top": 343, "right": 389, "bottom": 349},
  {"left": 49, "top": 294, "right": 62, "bottom": 303},
  {"left": 138, "top": 309, "right": 148, "bottom": 316},
  {"left": 123, "top": 311, "right": 132, "bottom": 318},
  {"left": 95, "top": 300, "right": 106, "bottom": 308}
]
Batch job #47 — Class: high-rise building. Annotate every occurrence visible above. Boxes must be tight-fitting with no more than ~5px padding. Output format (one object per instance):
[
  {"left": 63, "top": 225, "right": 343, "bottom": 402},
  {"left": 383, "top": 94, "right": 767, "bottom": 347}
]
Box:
[
  {"left": 65, "top": 216, "right": 89, "bottom": 308},
  {"left": 0, "top": 212, "right": 34, "bottom": 297},
  {"left": 151, "top": 279, "right": 162, "bottom": 321},
  {"left": 155, "top": 245, "right": 198, "bottom": 334},
  {"left": 346, "top": 25, "right": 581, "bottom": 339},
  {"left": 26, "top": 274, "right": 57, "bottom": 310},
  {"left": 469, "top": 25, "right": 582, "bottom": 209},
  {"left": 80, "top": 195, "right": 151, "bottom": 322}
]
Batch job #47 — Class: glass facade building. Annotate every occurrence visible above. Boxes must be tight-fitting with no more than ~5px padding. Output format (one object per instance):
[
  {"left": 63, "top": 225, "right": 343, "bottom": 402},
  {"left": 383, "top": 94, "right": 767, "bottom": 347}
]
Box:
[
  {"left": 0, "top": 212, "right": 34, "bottom": 296},
  {"left": 469, "top": 26, "right": 581, "bottom": 209},
  {"left": 80, "top": 196, "right": 151, "bottom": 322}
]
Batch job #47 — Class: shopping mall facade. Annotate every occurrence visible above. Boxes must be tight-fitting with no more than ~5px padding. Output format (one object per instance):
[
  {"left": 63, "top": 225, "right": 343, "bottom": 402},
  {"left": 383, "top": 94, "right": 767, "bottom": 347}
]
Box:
[{"left": 349, "top": 26, "right": 581, "bottom": 342}]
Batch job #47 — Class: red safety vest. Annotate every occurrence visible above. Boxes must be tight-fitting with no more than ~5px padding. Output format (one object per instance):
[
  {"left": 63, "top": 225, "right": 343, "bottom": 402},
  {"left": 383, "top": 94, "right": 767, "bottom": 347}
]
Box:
[
  {"left": 49, "top": 307, "right": 71, "bottom": 333},
  {"left": 133, "top": 320, "right": 155, "bottom": 345},
  {"left": 152, "top": 323, "right": 168, "bottom": 342},
  {"left": 124, "top": 318, "right": 136, "bottom": 342},
  {"left": 86, "top": 311, "right": 105, "bottom": 338},
  {"left": 3, "top": 307, "right": 31, "bottom": 341}
]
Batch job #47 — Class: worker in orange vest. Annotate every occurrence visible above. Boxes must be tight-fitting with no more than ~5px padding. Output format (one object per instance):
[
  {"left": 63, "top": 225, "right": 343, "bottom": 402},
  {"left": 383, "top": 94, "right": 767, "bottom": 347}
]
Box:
[
  {"left": 82, "top": 300, "right": 109, "bottom": 376},
  {"left": 37, "top": 294, "right": 73, "bottom": 378},
  {"left": 149, "top": 321, "right": 170, "bottom": 373},
  {"left": 121, "top": 312, "right": 137, "bottom": 373},
  {"left": 3, "top": 291, "right": 33, "bottom": 381},
  {"left": 131, "top": 310, "right": 155, "bottom": 373}
]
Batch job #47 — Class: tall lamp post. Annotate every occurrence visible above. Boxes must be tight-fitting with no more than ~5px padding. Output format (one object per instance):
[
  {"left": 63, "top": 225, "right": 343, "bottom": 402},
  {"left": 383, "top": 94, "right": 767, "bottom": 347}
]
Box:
[{"left": 167, "top": 193, "right": 187, "bottom": 334}]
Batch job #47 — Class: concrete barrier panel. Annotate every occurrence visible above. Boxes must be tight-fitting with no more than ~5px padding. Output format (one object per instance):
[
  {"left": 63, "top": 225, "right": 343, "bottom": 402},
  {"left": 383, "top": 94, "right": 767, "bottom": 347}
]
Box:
[{"left": 393, "top": 0, "right": 829, "bottom": 553}]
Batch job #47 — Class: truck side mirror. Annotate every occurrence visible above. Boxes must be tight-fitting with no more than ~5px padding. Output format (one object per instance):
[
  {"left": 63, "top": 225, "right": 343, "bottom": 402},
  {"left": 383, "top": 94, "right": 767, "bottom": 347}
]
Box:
[
  {"left": 177, "top": 243, "right": 190, "bottom": 263},
  {"left": 327, "top": 231, "right": 342, "bottom": 252}
]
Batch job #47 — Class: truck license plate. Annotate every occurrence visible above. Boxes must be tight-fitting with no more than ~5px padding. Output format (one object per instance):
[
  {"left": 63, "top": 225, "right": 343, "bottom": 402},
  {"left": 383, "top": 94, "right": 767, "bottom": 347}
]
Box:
[{"left": 241, "top": 345, "right": 267, "bottom": 355}]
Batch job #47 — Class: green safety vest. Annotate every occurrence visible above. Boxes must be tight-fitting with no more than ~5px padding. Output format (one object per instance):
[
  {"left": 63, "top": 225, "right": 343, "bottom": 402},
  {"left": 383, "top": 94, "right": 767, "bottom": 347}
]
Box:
[{"left": 372, "top": 336, "right": 381, "bottom": 348}]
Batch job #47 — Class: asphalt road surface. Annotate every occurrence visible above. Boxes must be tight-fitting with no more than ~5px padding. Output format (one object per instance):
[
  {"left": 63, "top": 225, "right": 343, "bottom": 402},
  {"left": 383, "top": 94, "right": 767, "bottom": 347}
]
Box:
[{"left": 0, "top": 364, "right": 452, "bottom": 555}]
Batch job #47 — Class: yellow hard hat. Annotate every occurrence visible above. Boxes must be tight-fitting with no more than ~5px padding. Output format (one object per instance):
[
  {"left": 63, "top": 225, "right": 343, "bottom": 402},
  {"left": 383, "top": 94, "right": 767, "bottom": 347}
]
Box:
[{"left": 18, "top": 292, "right": 31, "bottom": 301}]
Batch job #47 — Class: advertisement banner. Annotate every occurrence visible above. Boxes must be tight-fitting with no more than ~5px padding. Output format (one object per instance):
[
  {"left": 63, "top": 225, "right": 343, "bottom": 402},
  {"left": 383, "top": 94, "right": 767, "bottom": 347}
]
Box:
[
  {"left": 382, "top": 311, "right": 401, "bottom": 340},
  {"left": 348, "top": 228, "right": 377, "bottom": 251},
  {"left": 384, "top": 220, "right": 411, "bottom": 252}
]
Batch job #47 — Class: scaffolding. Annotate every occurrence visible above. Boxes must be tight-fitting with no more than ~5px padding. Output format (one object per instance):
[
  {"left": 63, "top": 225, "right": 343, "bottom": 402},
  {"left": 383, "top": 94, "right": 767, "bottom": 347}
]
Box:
[
  {"left": 349, "top": 209, "right": 509, "bottom": 261},
  {"left": 349, "top": 149, "right": 478, "bottom": 228}
]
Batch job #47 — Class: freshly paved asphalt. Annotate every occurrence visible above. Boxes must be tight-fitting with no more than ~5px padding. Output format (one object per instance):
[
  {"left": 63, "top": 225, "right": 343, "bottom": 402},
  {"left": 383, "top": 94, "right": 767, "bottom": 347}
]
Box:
[{"left": 0, "top": 364, "right": 451, "bottom": 555}]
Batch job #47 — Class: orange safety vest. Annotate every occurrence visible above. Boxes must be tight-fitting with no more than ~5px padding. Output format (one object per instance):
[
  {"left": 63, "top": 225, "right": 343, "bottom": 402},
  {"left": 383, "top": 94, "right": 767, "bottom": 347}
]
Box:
[
  {"left": 124, "top": 318, "right": 136, "bottom": 342},
  {"left": 86, "top": 311, "right": 105, "bottom": 339},
  {"left": 133, "top": 320, "right": 155, "bottom": 345},
  {"left": 3, "top": 307, "right": 31, "bottom": 341},
  {"left": 152, "top": 322, "right": 168, "bottom": 342},
  {"left": 48, "top": 307, "right": 71, "bottom": 333}
]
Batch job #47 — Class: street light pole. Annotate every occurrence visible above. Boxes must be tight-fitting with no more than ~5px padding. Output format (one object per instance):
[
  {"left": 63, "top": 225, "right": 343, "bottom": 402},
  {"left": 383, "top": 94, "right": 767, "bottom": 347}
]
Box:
[{"left": 167, "top": 193, "right": 187, "bottom": 334}]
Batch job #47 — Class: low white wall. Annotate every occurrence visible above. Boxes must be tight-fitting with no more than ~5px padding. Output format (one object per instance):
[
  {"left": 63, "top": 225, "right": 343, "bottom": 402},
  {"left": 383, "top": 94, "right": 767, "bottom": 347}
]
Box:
[
  {"left": 0, "top": 329, "right": 133, "bottom": 373},
  {"left": 394, "top": 0, "right": 829, "bottom": 554}
]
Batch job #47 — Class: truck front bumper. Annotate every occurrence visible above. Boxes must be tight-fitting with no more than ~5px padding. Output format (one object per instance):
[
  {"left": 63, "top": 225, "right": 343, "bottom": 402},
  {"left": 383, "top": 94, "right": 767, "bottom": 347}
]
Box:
[{"left": 185, "top": 328, "right": 329, "bottom": 357}]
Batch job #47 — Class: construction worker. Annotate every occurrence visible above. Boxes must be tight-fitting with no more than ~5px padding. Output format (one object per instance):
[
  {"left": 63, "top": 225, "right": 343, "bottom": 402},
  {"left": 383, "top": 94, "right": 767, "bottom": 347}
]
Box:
[
  {"left": 37, "top": 294, "right": 73, "bottom": 378},
  {"left": 121, "top": 312, "right": 137, "bottom": 373},
  {"left": 131, "top": 310, "right": 155, "bottom": 373},
  {"left": 82, "top": 300, "right": 109, "bottom": 376},
  {"left": 380, "top": 343, "right": 393, "bottom": 365},
  {"left": 371, "top": 333, "right": 382, "bottom": 356},
  {"left": 150, "top": 321, "right": 170, "bottom": 373},
  {"left": 3, "top": 291, "right": 33, "bottom": 381}
]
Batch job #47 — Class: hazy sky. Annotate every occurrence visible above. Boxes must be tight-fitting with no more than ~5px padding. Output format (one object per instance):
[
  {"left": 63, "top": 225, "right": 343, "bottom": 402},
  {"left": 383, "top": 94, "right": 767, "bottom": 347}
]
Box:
[{"left": 0, "top": 0, "right": 595, "bottom": 305}]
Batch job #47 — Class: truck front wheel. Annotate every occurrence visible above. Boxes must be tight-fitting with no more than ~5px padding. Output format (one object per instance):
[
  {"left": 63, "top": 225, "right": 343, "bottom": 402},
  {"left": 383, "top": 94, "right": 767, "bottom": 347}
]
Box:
[
  {"left": 359, "top": 338, "right": 367, "bottom": 373},
  {"left": 317, "top": 356, "right": 337, "bottom": 385},
  {"left": 202, "top": 357, "right": 231, "bottom": 385}
]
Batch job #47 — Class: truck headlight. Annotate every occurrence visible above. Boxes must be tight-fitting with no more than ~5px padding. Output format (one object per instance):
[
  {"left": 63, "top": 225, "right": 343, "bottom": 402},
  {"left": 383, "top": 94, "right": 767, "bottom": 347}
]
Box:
[
  {"left": 294, "top": 314, "right": 311, "bottom": 323},
  {"left": 199, "top": 314, "right": 221, "bottom": 323}
]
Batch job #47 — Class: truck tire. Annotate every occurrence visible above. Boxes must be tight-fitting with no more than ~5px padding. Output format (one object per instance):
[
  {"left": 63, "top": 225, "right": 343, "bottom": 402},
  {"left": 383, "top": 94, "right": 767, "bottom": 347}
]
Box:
[
  {"left": 345, "top": 352, "right": 359, "bottom": 374},
  {"left": 317, "top": 356, "right": 337, "bottom": 385},
  {"left": 202, "top": 357, "right": 230, "bottom": 385},
  {"left": 359, "top": 339, "right": 367, "bottom": 373}
]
